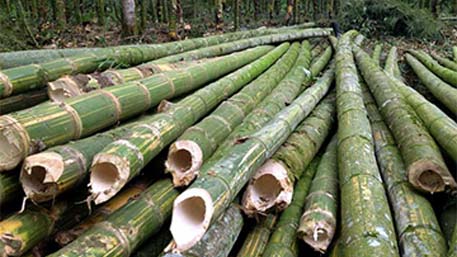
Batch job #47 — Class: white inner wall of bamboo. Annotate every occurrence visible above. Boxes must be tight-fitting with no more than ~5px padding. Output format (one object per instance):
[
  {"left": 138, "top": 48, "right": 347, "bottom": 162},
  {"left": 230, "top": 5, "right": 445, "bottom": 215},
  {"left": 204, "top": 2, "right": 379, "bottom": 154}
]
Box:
[
  {"left": 21, "top": 166, "right": 48, "bottom": 193},
  {"left": 0, "top": 125, "right": 23, "bottom": 171},
  {"left": 166, "top": 140, "right": 203, "bottom": 186},
  {"left": 90, "top": 163, "right": 121, "bottom": 195},
  {"left": 251, "top": 174, "right": 282, "bottom": 202}
]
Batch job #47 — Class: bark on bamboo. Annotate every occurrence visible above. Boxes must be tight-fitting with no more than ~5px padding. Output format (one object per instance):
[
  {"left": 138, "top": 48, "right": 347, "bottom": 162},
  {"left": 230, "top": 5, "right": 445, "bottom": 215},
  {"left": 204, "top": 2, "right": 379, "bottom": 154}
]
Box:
[
  {"left": 88, "top": 45, "right": 287, "bottom": 205},
  {"left": 408, "top": 49, "right": 457, "bottom": 87},
  {"left": 406, "top": 53, "right": 457, "bottom": 115},
  {"left": 0, "top": 46, "right": 272, "bottom": 172},
  {"left": 0, "top": 89, "right": 48, "bottom": 115},
  {"left": 166, "top": 42, "right": 298, "bottom": 187},
  {"left": 48, "top": 179, "right": 179, "bottom": 257},
  {"left": 297, "top": 135, "right": 338, "bottom": 253},
  {"left": 431, "top": 52, "right": 457, "bottom": 71},
  {"left": 334, "top": 31, "right": 399, "bottom": 257},
  {"left": 235, "top": 214, "right": 277, "bottom": 257},
  {"left": 261, "top": 157, "right": 319, "bottom": 257},
  {"left": 363, "top": 84, "right": 448, "bottom": 257},
  {"left": 355, "top": 46, "right": 457, "bottom": 194},
  {"left": 170, "top": 63, "right": 334, "bottom": 252}
]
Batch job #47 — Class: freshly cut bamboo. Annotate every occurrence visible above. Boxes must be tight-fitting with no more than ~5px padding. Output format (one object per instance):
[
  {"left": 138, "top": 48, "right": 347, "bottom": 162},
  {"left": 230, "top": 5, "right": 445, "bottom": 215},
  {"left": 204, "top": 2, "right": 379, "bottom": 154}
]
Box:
[
  {"left": 0, "top": 173, "right": 20, "bottom": 205},
  {"left": 355, "top": 47, "right": 457, "bottom": 193},
  {"left": 132, "top": 226, "right": 172, "bottom": 257},
  {"left": 48, "top": 179, "right": 179, "bottom": 257},
  {"left": 235, "top": 214, "right": 277, "bottom": 257},
  {"left": 88, "top": 44, "right": 289, "bottom": 204},
  {"left": 406, "top": 53, "right": 457, "bottom": 115},
  {"left": 54, "top": 176, "right": 154, "bottom": 246},
  {"left": 170, "top": 68, "right": 334, "bottom": 252},
  {"left": 297, "top": 136, "right": 338, "bottom": 253},
  {"left": 0, "top": 46, "right": 272, "bottom": 172},
  {"left": 407, "top": 49, "right": 457, "bottom": 87},
  {"left": 242, "top": 90, "right": 335, "bottom": 215},
  {"left": 334, "top": 31, "right": 399, "bottom": 257},
  {"left": 372, "top": 43, "right": 383, "bottom": 65},
  {"left": 162, "top": 204, "right": 243, "bottom": 257},
  {"left": 166, "top": 42, "right": 300, "bottom": 186},
  {"left": 363, "top": 85, "right": 447, "bottom": 256},
  {"left": 261, "top": 157, "right": 319, "bottom": 257},
  {"left": 449, "top": 224, "right": 457, "bottom": 257},
  {"left": 0, "top": 89, "right": 48, "bottom": 115},
  {"left": 385, "top": 46, "right": 401, "bottom": 79},
  {"left": 431, "top": 52, "right": 457, "bottom": 71}
]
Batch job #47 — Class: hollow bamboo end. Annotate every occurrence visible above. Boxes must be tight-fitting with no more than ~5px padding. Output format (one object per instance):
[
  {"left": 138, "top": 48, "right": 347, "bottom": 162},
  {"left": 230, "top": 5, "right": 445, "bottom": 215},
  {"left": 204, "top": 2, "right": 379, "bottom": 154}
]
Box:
[
  {"left": 0, "top": 116, "right": 27, "bottom": 172},
  {"left": 89, "top": 153, "right": 130, "bottom": 205},
  {"left": 1, "top": 233, "right": 22, "bottom": 256},
  {"left": 408, "top": 160, "right": 452, "bottom": 193},
  {"left": 20, "top": 152, "right": 64, "bottom": 202},
  {"left": 241, "top": 159, "right": 292, "bottom": 216},
  {"left": 47, "top": 76, "right": 83, "bottom": 102},
  {"left": 170, "top": 188, "right": 214, "bottom": 252},
  {"left": 298, "top": 219, "right": 334, "bottom": 253},
  {"left": 166, "top": 140, "right": 203, "bottom": 187}
]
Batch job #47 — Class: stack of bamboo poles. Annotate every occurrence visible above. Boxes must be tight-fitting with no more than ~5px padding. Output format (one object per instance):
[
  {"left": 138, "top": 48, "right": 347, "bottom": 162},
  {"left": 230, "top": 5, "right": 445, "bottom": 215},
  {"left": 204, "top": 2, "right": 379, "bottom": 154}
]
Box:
[{"left": 0, "top": 25, "right": 456, "bottom": 257}]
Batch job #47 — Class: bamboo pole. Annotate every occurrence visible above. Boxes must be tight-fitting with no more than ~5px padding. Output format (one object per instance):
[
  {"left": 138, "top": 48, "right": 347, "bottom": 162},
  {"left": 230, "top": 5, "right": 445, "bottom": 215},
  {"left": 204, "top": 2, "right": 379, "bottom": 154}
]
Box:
[
  {"left": 0, "top": 172, "right": 20, "bottom": 205},
  {"left": 132, "top": 226, "right": 172, "bottom": 257},
  {"left": 333, "top": 31, "right": 399, "bottom": 257},
  {"left": 235, "top": 214, "right": 277, "bottom": 257},
  {"left": 407, "top": 49, "right": 457, "bottom": 87},
  {"left": 355, "top": 46, "right": 457, "bottom": 194},
  {"left": 384, "top": 46, "right": 401, "bottom": 79},
  {"left": 169, "top": 63, "right": 335, "bottom": 252},
  {"left": 166, "top": 42, "right": 299, "bottom": 187},
  {"left": 431, "top": 52, "right": 457, "bottom": 71},
  {"left": 0, "top": 46, "right": 272, "bottom": 172},
  {"left": 372, "top": 43, "right": 383, "bottom": 65},
  {"left": 453, "top": 46, "right": 457, "bottom": 62},
  {"left": 406, "top": 53, "right": 457, "bottom": 115},
  {"left": 297, "top": 135, "right": 338, "bottom": 253},
  {"left": 88, "top": 44, "right": 288, "bottom": 205},
  {"left": 0, "top": 89, "right": 48, "bottom": 115},
  {"left": 450, "top": 225, "right": 457, "bottom": 257}
]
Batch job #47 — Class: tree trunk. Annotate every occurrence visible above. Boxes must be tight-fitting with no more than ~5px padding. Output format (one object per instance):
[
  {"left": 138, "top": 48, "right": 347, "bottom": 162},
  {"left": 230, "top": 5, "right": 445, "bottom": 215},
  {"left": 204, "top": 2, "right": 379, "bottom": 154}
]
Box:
[
  {"left": 254, "top": 0, "right": 260, "bottom": 21},
  {"left": 97, "top": 0, "right": 105, "bottom": 26},
  {"left": 313, "top": 0, "right": 318, "bottom": 20},
  {"left": 149, "top": 0, "right": 158, "bottom": 22},
  {"left": 215, "top": 0, "right": 223, "bottom": 30},
  {"left": 140, "top": 0, "right": 147, "bottom": 32},
  {"left": 234, "top": 0, "right": 240, "bottom": 30},
  {"left": 293, "top": 0, "right": 299, "bottom": 23},
  {"left": 285, "top": 0, "right": 293, "bottom": 25},
  {"left": 121, "top": 0, "right": 137, "bottom": 36},
  {"left": 168, "top": 0, "right": 178, "bottom": 39},
  {"left": 54, "top": 0, "right": 66, "bottom": 30}
]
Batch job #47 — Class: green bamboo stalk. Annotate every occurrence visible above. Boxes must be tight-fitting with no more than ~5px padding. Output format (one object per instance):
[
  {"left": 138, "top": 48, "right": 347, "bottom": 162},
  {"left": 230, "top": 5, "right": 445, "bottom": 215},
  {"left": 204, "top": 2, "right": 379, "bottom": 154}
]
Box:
[
  {"left": 297, "top": 135, "right": 338, "bottom": 253},
  {"left": 261, "top": 157, "right": 319, "bottom": 257},
  {"left": 0, "top": 89, "right": 48, "bottom": 115},
  {"left": 449, "top": 225, "right": 457, "bottom": 257},
  {"left": 363, "top": 85, "right": 447, "bottom": 257},
  {"left": 372, "top": 43, "right": 383, "bottom": 65},
  {"left": 47, "top": 179, "right": 179, "bottom": 257},
  {"left": 385, "top": 46, "right": 401, "bottom": 79},
  {"left": 161, "top": 204, "right": 243, "bottom": 257},
  {"left": 406, "top": 53, "right": 457, "bottom": 115},
  {"left": 334, "top": 31, "right": 399, "bottom": 257},
  {"left": 440, "top": 197, "right": 457, "bottom": 244},
  {"left": 0, "top": 46, "right": 272, "bottom": 172},
  {"left": 132, "top": 226, "right": 172, "bottom": 257},
  {"left": 454, "top": 46, "right": 457, "bottom": 62},
  {"left": 355, "top": 46, "right": 457, "bottom": 194},
  {"left": 235, "top": 214, "right": 277, "bottom": 257},
  {"left": 170, "top": 64, "right": 335, "bottom": 252},
  {"left": 165, "top": 42, "right": 299, "bottom": 186},
  {"left": 431, "top": 52, "right": 457, "bottom": 71},
  {"left": 407, "top": 49, "right": 457, "bottom": 87},
  {"left": 242, "top": 86, "right": 335, "bottom": 215},
  {"left": 0, "top": 172, "right": 20, "bottom": 205},
  {"left": 88, "top": 44, "right": 289, "bottom": 205}
]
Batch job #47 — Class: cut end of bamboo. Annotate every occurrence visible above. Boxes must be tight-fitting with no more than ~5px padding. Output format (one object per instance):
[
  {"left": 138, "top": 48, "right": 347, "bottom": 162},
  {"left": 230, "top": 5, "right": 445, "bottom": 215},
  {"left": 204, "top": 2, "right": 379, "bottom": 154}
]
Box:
[
  {"left": 241, "top": 159, "right": 292, "bottom": 216},
  {"left": 170, "top": 188, "right": 214, "bottom": 252},
  {"left": 1, "top": 233, "right": 21, "bottom": 256},
  {"left": 48, "top": 76, "right": 83, "bottom": 102},
  {"left": 408, "top": 160, "right": 456, "bottom": 193},
  {"left": 89, "top": 153, "right": 130, "bottom": 205},
  {"left": 0, "top": 116, "right": 27, "bottom": 172},
  {"left": 166, "top": 140, "right": 203, "bottom": 187},
  {"left": 297, "top": 219, "right": 334, "bottom": 253},
  {"left": 20, "top": 152, "right": 64, "bottom": 202}
]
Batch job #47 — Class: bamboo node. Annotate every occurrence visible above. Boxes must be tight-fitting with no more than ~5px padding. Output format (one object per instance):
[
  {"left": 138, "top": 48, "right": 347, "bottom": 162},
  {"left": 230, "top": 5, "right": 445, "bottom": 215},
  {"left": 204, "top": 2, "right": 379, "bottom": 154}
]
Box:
[{"left": 0, "top": 71, "right": 13, "bottom": 97}]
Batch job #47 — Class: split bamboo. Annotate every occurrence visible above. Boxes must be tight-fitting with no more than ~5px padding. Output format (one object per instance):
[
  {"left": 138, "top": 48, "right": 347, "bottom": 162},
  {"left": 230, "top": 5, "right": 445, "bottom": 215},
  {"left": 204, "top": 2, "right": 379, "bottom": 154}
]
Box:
[
  {"left": 235, "top": 214, "right": 277, "bottom": 257},
  {"left": 407, "top": 49, "right": 457, "bottom": 87}
]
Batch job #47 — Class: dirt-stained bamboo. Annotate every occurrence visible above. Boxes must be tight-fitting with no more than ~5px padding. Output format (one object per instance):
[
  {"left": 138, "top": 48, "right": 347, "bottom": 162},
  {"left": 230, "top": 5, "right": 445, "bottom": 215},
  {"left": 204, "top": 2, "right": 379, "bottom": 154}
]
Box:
[
  {"left": 334, "top": 30, "right": 399, "bottom": 257},
  {"left": 363, "top": 85, "right": 447, "bottom": 257},
  {"left": 405, "top": 53, "right": 457, "bottom": 115},
  {"left": 355, "top": 46, "right": 457, "bottom": 193},
  {"left": 165, "top": 42, "right": 300, "bottom": 186},
  {"left": 297, "top": 135, "right": 338, "bottom": 253},
  {"left": 170, "top": 66, "right": 334, "bottom": 252},
  {"left": 0, "top": 46, "right": 272, "bottom": 172},
  {"left": 431, "top": 52, "right": 457, "bottom": 71},
  {"left": 88, "top": 44, "right": 289, "bottom": 204},
  {"left": 235, "top": 214, "right": 277, "bottom": 257},
  {"left": 0, "top": 89, "right": 48, "bottom": 115},
  {"left": 407, "top": 49, "right": 457, "bottom": 87},
  {"left": 48, "top": 179, "right": 179, "bottom": 257},
  {"left": 261, "top": 157, "right": 319, "bottom": 257}
]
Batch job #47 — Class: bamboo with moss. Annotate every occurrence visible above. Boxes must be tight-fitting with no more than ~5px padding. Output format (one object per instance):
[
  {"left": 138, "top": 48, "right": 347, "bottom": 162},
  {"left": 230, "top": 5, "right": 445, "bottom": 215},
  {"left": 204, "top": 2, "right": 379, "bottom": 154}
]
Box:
[
  {"left": 407, "top": 49, "right": 457, "bottom": 87},
  {"left": 355, "top": 46, "right": 457, "bottom": 193},
  {"left": 372, "top": 44, "right": 383, "bottom": 65},
  {"left": 406, "top": 53, "right": 457, "bottom": 115},
  {"left": 297, "top": 136, "right": 338, "bottom": 253},
  {"left": 334, "top": 31, "right": 399, "bottom": 257},
  {"left": 235, "top": 214, "right": 277, "bottom": 257},
  {"left": 88, "top": 45, "right": 288, "bottom": 204},
  {"left": 431, "top": 52, "right": 457, "bottom": 71},
  {"left": 165, "top": 42, "right": 298, "bottom": 186},
  {"left": 0, "top": 46, "right": 272, "bottom": 172},
  {"left": 261, "top": 158, "right": 319, "bottom": 257},
  {"left": 0, "top": 172, "right": 20, "bottom": 205},
  {"left": 385, "top": 46, "right": 401, "bottom": 79},
  {"left": 0, "top": 89, "right": 48, "bottom": 115},
  {"left": 170, "top": 66, "right": 335, "bottom": 252},
  {"left": 162, "top": 204, "right": 243, "bottom": 257},
  {"left": 453, "top": 46, "right": 457, "bottom": 62},
  {"left": 48, "top": 179, "right": 179, "bottom": 257}
]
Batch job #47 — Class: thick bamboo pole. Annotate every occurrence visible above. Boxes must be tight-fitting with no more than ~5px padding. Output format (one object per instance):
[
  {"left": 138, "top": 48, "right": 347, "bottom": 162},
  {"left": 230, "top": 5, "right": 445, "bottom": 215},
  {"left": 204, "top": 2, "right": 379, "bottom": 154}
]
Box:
[
  {"left": 0, "top": 172, "right": 20, "bottom": 205},
  {"left": 235, "top": 214, "right": 277, "bottom": 257},
  {"left": 132, "top": 226, "right": 172, "bottom": 257},
  {"left": 453, "top": 46, "right": 457, "bottom": 62},
  {"left": 88, "top": 44, "right": 289, "bottom": 204},
  {"left": 166, "top": 42, "right": 300, "bottom": 187},
  {"left": 407, "top": 49, "right": 457, "bottom": 87},
  {"left": 372, "top": 43, "right": 383, "bottom": 65},
  {"left": 406, "top": 53, "right": 457, "bottom": 115},
  {"left": 355, "top": 46, "right": 457, "bottom": 194},
  {"left": 333, "top": 30, "right": 399, "bottom": 257},
  {"left": 0, "top": 89, "right": 48, "bottom": 115},
  {"left": 170, "top": 65, "right": 335, "bottom": 252},
  {"left": 431, "top": 52, "right": 457, "bottom": 71},
  {"left": 449, "top": 224, "right": 457, "bottom": 257},
  {"left": 384, "top": 47, "right": 401, "bottom": 79},
  {"left": 0, "top": 46, "right": 272, "bottom": 172}
]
